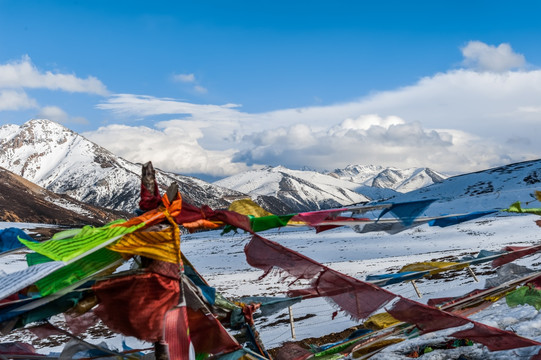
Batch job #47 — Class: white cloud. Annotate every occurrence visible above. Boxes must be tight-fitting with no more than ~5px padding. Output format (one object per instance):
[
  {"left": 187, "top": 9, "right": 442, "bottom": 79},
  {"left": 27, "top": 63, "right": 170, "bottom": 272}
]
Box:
[
  {"left": 0, "top": 89, "right": 37, "bottom": 111},
  {"left": 38, "top": 106, "right": 68, "bottom": 123},
  {"left": 173, "top": 73, "right": 195, "bottom": 83},
  {"left": 93, "top": 41, "right": 541, "bottom": 176},
  {"left": 172, "top": 73, "right": 209, "bottom": 94},
  {"left": 97, "top": 94, "right": 242, "bottom": 119},
  {"left": 194, "top": 85, "right": 208, "bottom": 94},
  {"left": 83, "top": 122, "right": 250, "bottom": 177},
  {"left": 461, "top": 41, "right": 525, "bottom": 72},
  {"left": 37, "top": 105, "right": 89, "bottom": 125},
  {"left": 0, "top": 55, "right": 108, "bottom": 95}
]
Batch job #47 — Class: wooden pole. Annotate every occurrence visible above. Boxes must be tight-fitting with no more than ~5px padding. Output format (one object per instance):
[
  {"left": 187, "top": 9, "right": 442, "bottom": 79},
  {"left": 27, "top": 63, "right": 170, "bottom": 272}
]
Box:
[
  {"left": 466, "top": 266, "right": 479, "bottom": 282},
  {"left": 411, "top": 280, "right": 422, "bottom": 298},
  {"left": 288, "top": 306, "right": 296, "bottom": 339}
]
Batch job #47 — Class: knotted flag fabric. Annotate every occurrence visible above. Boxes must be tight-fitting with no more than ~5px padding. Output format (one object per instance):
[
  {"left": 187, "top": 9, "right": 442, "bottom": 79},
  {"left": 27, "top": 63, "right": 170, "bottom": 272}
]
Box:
[
  {"left": 93, "top": 272, "right": 180, "bottom": 342},
  {"left": 173, "top": 202, "right": 252, "bottom": 234},
  {"left": 117, "top": 190, "right": 183, "bottom": 229}
]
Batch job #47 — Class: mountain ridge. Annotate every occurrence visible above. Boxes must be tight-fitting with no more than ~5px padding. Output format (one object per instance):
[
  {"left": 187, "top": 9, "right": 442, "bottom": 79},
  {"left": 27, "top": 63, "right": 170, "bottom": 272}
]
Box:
[{"left": 0, "top": 119, "right": 249, "bottom": 213}]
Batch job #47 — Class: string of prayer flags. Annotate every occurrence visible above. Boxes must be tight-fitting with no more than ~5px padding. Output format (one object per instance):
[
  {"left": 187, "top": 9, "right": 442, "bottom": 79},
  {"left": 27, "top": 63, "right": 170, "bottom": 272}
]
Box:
[
  {"left": 245, "top": 234, "right": 541, "bottom": 356},
  {"left": 245, "top": 234, "right": 395, "bottom": 320},
  {"left": 387, "top": 298, "right": 541, "bottom": 351},
  {"left": 173, "top": 202, "right": 253, "bottom": 234}
]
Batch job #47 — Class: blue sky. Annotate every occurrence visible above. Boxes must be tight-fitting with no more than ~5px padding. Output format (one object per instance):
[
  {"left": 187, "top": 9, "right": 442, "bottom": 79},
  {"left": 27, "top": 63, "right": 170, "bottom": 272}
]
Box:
[{"left": 1, "top": 1, "right": 541, "bottom": 180}]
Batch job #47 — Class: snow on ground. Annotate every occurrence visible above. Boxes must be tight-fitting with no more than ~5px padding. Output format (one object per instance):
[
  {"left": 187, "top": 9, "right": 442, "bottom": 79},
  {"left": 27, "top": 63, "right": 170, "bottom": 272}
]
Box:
[
  {"left": 2, "top": 212, "right": 541, "bottom": 358},
  {"left": 181, "top": 212, "right": 541, "bottom": 356}
]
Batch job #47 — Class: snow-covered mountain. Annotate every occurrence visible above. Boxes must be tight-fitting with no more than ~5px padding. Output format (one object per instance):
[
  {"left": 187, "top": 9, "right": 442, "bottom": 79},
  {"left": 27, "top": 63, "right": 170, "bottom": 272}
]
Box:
[
  {"left": 214, "top": 165, "right": 374, "bottom": 213},
  {"left": 328, "top": 164, "right": 447, "bottom": 193},
  {"left": 388, "top": 158, "right": 541, "bottom": 216},
  {"left": 0, "top": 119, "right": 247, "bottom": 213}
]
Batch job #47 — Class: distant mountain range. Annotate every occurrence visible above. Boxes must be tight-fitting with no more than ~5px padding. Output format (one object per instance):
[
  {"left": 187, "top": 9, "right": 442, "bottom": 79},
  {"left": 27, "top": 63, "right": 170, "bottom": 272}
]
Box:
[
  {"left": 0, "top": 119, "right": 449, "bottom": 216},
  {"left": 327, "top": 164, "right": 447, "bottom": 193}
]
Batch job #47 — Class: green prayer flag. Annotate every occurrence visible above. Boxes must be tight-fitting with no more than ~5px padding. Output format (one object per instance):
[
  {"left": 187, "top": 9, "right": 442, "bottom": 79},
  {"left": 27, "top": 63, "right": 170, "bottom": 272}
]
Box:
[
  {"left": 249, "top": 214, "right": 295, "bottom": 232},
  {"left": 506, "top": 286, "right": 541, "bottom": 310},
  {"left": 504, "top": 202, "right": 541, "bottom": 216},
  {"left": 35, "top": 248, "right": 123, "bottom": 296},
  {"left": 19, "top": 222, "right": 144, "bottom": 262}
]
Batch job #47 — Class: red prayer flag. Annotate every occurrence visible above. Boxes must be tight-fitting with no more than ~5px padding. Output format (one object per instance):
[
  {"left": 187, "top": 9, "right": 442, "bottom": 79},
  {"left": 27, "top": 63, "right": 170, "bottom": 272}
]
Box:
[
  {"left": 245, "top": 234, "right": 395, "bottom": 320},
  {"left": 187, "top": 307, "right": 240, "bottom": 354},
  {"left": 93, "top": 272, "right": 180, "bottom": 342},
  {"left": 492, "top": 244, "right": 541, "bottom": 268},
  {"left": 164, "top": 306, "right": 195, "bottom": 360}
]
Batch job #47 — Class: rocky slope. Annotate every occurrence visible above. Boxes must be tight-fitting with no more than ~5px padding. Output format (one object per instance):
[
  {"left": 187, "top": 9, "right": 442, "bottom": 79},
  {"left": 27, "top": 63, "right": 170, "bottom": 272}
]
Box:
[{"left": 0, "top": 166, "right": 126, "bottom": 226}]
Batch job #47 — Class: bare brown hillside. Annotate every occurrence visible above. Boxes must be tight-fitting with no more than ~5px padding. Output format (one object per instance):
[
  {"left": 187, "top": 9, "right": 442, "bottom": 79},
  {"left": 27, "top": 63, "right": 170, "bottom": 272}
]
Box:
[{"left": 0, "top": 167, "right": 129, "bottom": 226}]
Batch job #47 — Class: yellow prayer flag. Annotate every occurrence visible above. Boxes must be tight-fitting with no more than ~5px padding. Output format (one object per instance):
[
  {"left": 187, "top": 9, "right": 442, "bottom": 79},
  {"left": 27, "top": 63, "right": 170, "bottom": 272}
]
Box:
[
  {"left": 108, "top": 224, "right": 181, "bottom": 264},
  {"left": 228, "top": 198, "right": 274, "bottom": 217}
]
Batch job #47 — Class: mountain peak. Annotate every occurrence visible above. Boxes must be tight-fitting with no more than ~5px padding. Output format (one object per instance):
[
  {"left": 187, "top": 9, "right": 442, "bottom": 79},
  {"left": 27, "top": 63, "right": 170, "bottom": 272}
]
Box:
[{"left": 0, "top": 120, "right": 248, "bottom": 213}]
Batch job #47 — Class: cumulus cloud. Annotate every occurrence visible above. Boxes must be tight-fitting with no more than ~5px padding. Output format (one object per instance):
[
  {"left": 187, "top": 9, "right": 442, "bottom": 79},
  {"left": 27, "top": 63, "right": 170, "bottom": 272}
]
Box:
[
  {"left": 461, "top": 41, "right": 525, "bottom": 72},
  {"left": 93, "top": 41, "right": 541, "bottom": 176},
  {"left": 0, "top": 55, "right": 108, "bottom": 95},
  {"left": 83, "top": 122, "right": 250, "bottom": 177},
  {"left": 0, "top": 89, "right": 37, "bottom": 111}
]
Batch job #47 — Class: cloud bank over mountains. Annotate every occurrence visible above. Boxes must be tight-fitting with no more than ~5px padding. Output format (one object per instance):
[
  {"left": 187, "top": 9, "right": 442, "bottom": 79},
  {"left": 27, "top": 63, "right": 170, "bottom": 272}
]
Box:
[
  {"left": 83, "top": 41, "right": 539, "bottom": 176},
  {"left": 1, "top": 42, "right": 539, "bottom": 178}
]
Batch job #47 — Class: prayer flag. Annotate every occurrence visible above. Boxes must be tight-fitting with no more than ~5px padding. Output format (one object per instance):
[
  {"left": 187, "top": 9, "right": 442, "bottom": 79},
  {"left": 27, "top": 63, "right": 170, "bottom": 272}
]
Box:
[
  {"left": 19, "top": 222, "right": 143, "bottom": 262},
  {"left": 108, "top": 224, "right": 181, "bottom": 264},
  {"left": 93, "top": 272, "right": 180, "bottom": 342}
]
